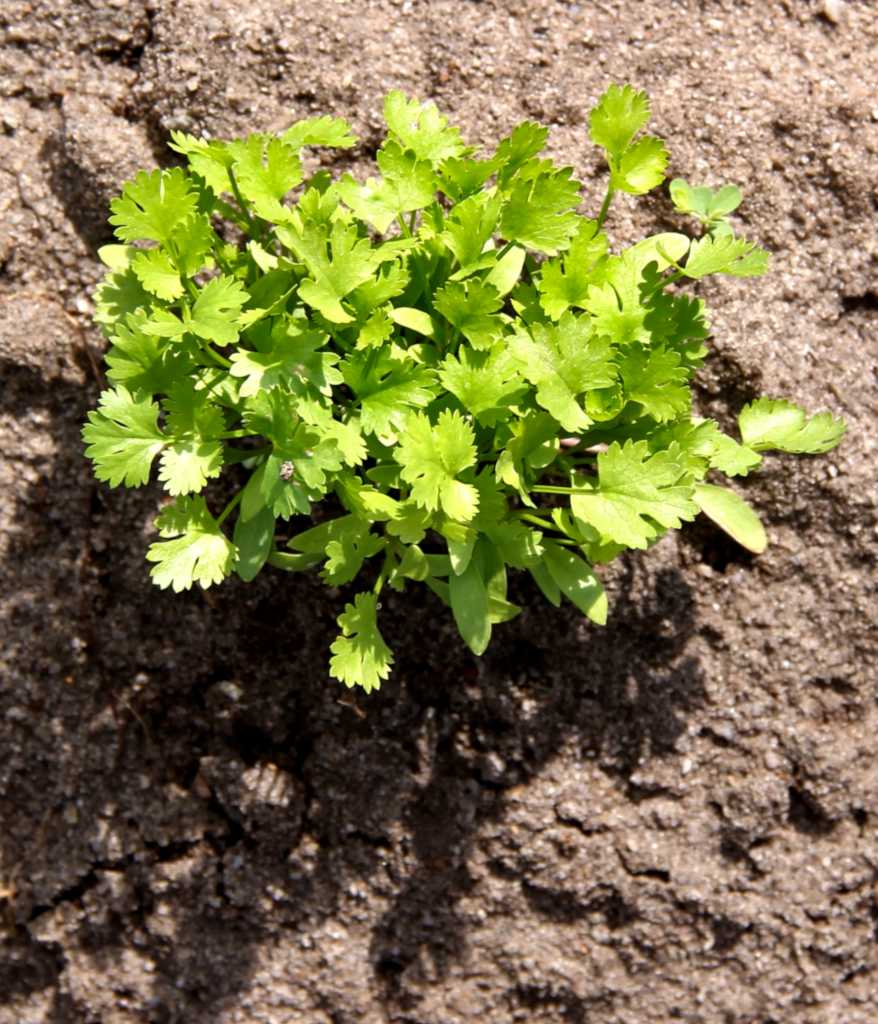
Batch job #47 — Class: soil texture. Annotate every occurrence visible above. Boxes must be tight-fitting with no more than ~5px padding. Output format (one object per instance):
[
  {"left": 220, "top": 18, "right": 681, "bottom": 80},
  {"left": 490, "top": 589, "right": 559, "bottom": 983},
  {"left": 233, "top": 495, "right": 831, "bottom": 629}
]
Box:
[{"left": 1, "top": 1, "right": 877, "bottom": 1021}]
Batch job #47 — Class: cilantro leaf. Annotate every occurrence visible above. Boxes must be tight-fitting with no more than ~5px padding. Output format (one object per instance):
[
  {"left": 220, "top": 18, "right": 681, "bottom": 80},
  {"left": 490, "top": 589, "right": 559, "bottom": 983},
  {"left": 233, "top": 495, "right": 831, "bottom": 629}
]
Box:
[
  {"left": 537, "top": 218, "right": 608, "bottom": 320},
  {"left": 682, "top": 234, "right": 770, "bottom": 278},
  {"left": 131, "top": 249, "right": 184, "bottom": 301},
  {"left": 495, "top": 411, "right": 558, "bottom": 504},
  {"left": 104, "top": 314, "right": 195, "bottom": 394},
  {"left": 110, "top": 168, "right": 198, "bottom": 245},
  {"left": 442, "top": 192, "right": 503, "bottom": 269},
  {"left": 231, "top": 135, "right": 302, "bottom": 221},
  {"left": 147, "top": 496, "right": 237, "bottom": 591},
  {"left": 337, "top": 141, "right": 436, "bottom": 233},
  {"left": 282, "top": 115, "right": 357, "bottom": 151},
  {"left": 589, "top": 84, "right": 651, "bottom": 158},
  {"left": 341, "top": 351, "right": 436, "bottom": 437},
  {"left": 434, "top": 278, "right": 506, "bottom": 349},
  {"left": 493, "top": 121, "right": 549, "bottom": 185},
  {"left": 570, "top": 441, "right": 698, "bottom": 549},
  {"left": 618, "top": 344, "right": 690, "bottom": 422},
  {"left": 610, "top": 135, "right": 668, "bottom": 195},
  {"left": 279, "top": 219, "right": 392, "bottom": 323},
  {"left": 395, "top": 409, "right": 479, "bottom": 522},
  {"left": 82, "top": 386, "right": 166, "bottom": 488},
  {"left": 670, "top": 179, "right": 742, "bottom": 225},
  {"left": 168, "top": 132, "right": 234, "bottom": 194},
  {"left": 157, "top": 384, "right": 226, "bottom": 496},
  {"left": 438, "top": 346, "right": 526, "bottom": 425},
  {"left": 509, "top": 313, "right": 616, "bottom": 431},
  {"left": 229, "top": 320, "right": 340, "bottom": 397},
  {"left": 542, "top": 541, "right": 607, "bottom": 624},
  {"left": 329, "top": 592, "right": 393, "bottom": 692},
  {"left": 500, "top": 166, "right": 582, "bottom": 255},
  {"left": 188, "top": 275, "right": 248, "bottom": 345},
  {"left": 738, "top": 398, "right": 845, "bottom": 454},
  {"left": 694, "top": 483, "right": 767, "bottom": 554},
  {"left": 384, "top": 91, "right": 467, "bottom": 165}
]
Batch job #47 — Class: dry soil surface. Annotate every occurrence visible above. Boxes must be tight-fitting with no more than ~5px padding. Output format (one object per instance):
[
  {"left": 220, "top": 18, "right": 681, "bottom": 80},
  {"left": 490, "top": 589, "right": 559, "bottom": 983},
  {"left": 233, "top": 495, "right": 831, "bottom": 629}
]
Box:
[{"left": 1, "top": 1, "right": 877, "bottom": 1022}]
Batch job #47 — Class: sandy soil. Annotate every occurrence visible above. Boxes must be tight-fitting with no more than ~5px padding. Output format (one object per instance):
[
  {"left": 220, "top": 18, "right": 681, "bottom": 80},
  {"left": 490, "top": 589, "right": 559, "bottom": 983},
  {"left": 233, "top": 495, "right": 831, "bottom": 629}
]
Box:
[{"left": 1, "top": 1, "right": 877, "bottom": 1021}]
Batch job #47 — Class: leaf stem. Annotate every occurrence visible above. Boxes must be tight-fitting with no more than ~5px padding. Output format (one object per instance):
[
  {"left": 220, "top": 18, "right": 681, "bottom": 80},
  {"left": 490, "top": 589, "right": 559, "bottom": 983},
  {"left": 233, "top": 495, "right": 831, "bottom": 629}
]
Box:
[
  {"left": 216, "top": 488, "right": 244, "bottom": 527},
  {"left": 227, "top": 167, "right": 262, "bottom": 239},
  {"left": 219, "top": 429, "right": 258, "bottom": 439},
  {"left": 201, "top": 343, "right": 232, "bottom": 369},
  {"left": 596, "top": 185, "right": 615, "bottom": 231}
]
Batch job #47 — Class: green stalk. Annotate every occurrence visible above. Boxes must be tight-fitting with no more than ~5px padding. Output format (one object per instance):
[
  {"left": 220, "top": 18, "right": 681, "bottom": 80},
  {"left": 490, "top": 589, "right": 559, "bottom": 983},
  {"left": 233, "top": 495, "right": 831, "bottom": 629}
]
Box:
[
  {"left": 216, "top": 488, "right": 244, "bottom": 527},
  {"left": 596, "top": 185, "right": 615, "bottom": 231}
]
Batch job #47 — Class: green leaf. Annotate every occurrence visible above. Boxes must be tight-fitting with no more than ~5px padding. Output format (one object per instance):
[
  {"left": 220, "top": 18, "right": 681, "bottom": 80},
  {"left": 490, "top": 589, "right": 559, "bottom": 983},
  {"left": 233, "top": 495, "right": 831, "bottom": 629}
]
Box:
[
  {"left": 231, "top": 135, "right": 302, "bottom": 221},
  {"left": 509, "top": 313, "right": 616, "bottom": 432},
  {"left": 682, "top": 234, "right": 769, "bottom": 279},
  {"left": 329, "top": 592, "right": 393, "bottom": 692},
  {"left": 280, "top": 219, "right": 393, "bottom": 323},
  {"left": 389, "top": 306, "right": 438, "bottom": 339},
  {"left": 570, "top": 440, "right": 698, "bottom": 550},
  {"left": 694, "top": 483, "right": 767, "bottom": 554},
  {"left": 395, "top": 409, "right": 479, "bottom": 522},
  {"left": 234, "top": 504, "right": 276, "bottom": 582},
  {"left": 500, "top": 167, "right": 582, "bottom": 255},
  {"left": 282, "top": 115, "right": 357, "bottom": 150},
  {"left": 104, "top": 314, "right": 195, "bottom": 394},
  {"left": 495, "top": 411, "right": 559, "bottom": 504},
  {"left": 157, "top": 384, "right": 226, "bottom": 496},
  {"left": 341, "top": 351, "right": 436, "bottom": 436},
  {"left": 537, "top": 218, "right": 608, "bottom": 320},
  {"left": 147, "top": 496, "right": 237, "bottom": 591},
  {"left": 131, "top": 249, "right": 184, "bottom": 301},
  {"left": 442, "top": 192, "right": 503, "bottom": 269},
  {"left": 82, "top": 386, "right": 165, "bottom": 488},
  {"left": 493, "top": 121, "right": 549, "bottom": 185},
  {"left": 434, "top": 278, "right": 506, "bottom": 350},
  {"left": 189, "top": 275, "right": 248, "bottom": 345},
  {"left": 670, "top": 179, "right": 742, "bottom": 223},
  {"left": 168, "top": 132, "right": 234, "bottom": 194},
  {"left": 109, "top": 168, "right": 198, "bottom": 245},
  {"left": 93, "top": 265, "right": 152, "bottom": 331},
  {"left": 438, "top": 345, "right": 526, "bottom": 425},
  {"left": 589, "top": 84, "right": 651, "bottom": 159},
  {"left": 619, "top": 344, "right": 690, "bottom": 422},
  {"left": 229, "top": 320, "right": 340, "bottom": 397},
  {"left": 384, "top": 91, "right": 467, "bottom": 165},
  {"left": 322, "top": 518, "right": 385, "bottom": 585},
  {"left": 738, "top": 398, "right": 845, "bottom": 454},
  {"left": 337, "top": 141, "right": 436, "bottom": 233},
  {"left": 611, "top": 136, "right": 668, "bottom": 195},
  {"left": 449, "top": 552, "right": 491, "bottom": 655},
  {"left": 542, "top": 541, "right": 607, "bottom": 624}
]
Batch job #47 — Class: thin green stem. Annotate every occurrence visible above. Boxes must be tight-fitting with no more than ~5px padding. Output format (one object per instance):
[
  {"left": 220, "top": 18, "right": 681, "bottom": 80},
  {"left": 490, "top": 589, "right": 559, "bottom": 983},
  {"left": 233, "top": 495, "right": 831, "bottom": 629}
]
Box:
[
  {"left": 201, "top": 343, "right": 232, "bottom": 369},
  {"left": 219, "top": 429, "right": 258, "bottom": 440},
  {"left": 227, "top": 167, "right": 261, "bottom": 239},
  {"left": 396, "top": 214, "right": 411, "bottom": 238},
  {"left": 530, "top": 484, "right": 591, "bottom": 496},
  {"left": 495, "top": 240, "right": 516, "bottom": 262},
  {"left": 216, "top": 488, "right": 244, "bottom": 527},
  {"left": 596, "top": 185, "right": 615, "bottom": 231}
]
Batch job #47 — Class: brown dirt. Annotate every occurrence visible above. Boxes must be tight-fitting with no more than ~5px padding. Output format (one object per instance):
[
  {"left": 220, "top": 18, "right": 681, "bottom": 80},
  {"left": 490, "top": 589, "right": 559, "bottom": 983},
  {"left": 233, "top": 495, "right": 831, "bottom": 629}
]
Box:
[{"left": 2, "top": 1, "right": 877, "bottom": 1021}]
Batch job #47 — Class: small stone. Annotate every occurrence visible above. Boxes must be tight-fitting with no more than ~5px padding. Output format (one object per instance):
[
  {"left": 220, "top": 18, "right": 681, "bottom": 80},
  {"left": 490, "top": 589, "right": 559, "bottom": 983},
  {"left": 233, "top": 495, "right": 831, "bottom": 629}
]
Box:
[{"left": 821, "top": 0, "right": 843, "bottom": 24}]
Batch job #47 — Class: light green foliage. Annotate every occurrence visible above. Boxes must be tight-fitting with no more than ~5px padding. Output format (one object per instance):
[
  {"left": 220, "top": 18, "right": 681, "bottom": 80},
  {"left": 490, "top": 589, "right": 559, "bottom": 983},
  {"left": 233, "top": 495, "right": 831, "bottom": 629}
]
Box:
[{"left": 84, "top": 85, "right": 844, "bottom": 693}]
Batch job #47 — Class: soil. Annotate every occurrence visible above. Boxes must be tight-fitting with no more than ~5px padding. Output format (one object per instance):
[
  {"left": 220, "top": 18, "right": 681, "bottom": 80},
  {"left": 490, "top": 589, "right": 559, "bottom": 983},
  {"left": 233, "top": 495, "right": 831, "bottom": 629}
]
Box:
[{"left": 1, "top": 1, "right": 877, "bottom": 1021}]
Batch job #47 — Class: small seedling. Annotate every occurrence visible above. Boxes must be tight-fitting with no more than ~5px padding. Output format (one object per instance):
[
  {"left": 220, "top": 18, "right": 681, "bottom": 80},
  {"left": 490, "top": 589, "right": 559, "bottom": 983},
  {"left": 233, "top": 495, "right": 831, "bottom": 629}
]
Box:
[{"left": 83, "top": 85, "right": 844, "bottom": 690}]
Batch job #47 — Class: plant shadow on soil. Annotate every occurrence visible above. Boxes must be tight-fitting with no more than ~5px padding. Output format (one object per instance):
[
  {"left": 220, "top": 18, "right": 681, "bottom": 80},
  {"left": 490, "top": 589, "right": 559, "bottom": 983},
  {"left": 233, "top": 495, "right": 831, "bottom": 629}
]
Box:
[{"left": 1, "top": 341, "right": 705, "bottom": 1020}]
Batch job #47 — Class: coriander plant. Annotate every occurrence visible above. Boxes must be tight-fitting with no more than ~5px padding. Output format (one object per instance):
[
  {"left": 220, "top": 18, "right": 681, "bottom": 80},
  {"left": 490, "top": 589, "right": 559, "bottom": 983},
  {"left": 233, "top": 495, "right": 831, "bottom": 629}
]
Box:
[{"left": 83, "top": 85, "right": 844, "bottom": 690}]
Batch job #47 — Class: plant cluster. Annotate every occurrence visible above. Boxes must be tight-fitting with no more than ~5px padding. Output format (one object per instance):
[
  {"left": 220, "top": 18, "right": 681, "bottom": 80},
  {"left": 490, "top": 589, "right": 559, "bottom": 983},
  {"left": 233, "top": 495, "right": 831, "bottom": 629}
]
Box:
[{"left": 83, "top": 85, "right": 844, "bottom": 690}]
